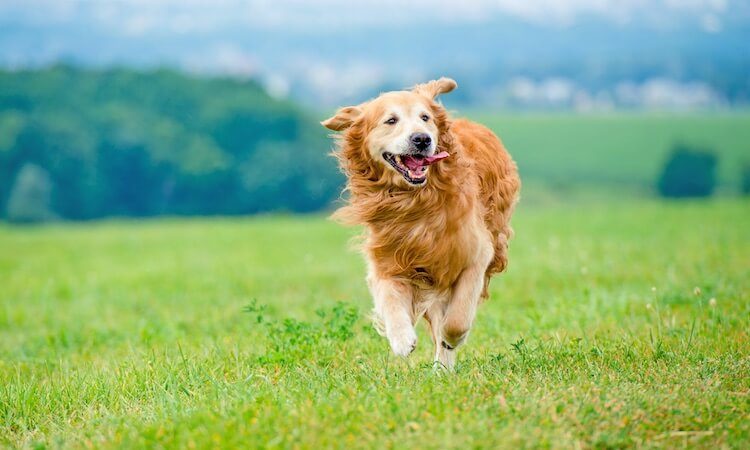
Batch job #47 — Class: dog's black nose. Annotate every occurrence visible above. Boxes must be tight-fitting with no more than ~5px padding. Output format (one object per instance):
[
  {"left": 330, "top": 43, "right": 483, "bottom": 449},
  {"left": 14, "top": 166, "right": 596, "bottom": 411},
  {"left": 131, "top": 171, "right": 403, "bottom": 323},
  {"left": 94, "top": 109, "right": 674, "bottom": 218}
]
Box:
[{"left": 410, "top": 133, "right": 432, "bottom": 151}]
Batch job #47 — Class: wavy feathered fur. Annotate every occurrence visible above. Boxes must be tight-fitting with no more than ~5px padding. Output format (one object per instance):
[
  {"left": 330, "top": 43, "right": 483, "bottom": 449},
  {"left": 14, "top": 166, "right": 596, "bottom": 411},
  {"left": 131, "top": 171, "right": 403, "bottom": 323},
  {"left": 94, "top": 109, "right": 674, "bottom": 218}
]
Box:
[{"left": 331, "top": 97, "right": 520, "bottom": 298}]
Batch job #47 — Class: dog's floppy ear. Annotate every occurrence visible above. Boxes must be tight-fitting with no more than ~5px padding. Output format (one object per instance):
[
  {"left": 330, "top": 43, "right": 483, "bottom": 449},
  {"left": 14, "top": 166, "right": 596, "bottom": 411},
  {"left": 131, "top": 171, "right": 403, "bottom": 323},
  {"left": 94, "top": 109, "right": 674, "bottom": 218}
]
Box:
[
  {"left": 412, "top": 77, "right": 457, "bottom": 100},
  {"left": 321, "top": 106, "right": 363, "bottom": 131}
]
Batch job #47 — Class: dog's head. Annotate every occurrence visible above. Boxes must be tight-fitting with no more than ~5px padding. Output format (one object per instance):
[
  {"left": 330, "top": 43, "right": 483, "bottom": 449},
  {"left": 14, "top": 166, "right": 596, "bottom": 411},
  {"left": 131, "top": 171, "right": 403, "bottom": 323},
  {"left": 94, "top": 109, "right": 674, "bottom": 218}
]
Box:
[{"left": 322, "top": 77, "right": 457, "bottom": 187}]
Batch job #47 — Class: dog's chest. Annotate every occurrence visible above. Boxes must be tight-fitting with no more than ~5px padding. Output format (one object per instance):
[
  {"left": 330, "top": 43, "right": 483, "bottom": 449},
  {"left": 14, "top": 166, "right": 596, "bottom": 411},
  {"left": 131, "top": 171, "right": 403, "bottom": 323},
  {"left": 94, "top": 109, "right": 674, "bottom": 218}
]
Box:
[{"left": 368, "top": 209, "right": 489, "bottom": 290}]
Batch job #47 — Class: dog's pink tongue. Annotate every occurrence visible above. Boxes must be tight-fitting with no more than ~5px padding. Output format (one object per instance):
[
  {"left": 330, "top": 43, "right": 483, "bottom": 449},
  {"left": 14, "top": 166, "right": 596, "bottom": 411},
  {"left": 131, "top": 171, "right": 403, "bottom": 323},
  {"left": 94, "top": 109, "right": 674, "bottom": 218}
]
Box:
[{"left": 403, "top": 152, "right": 450, "bottom": 171}]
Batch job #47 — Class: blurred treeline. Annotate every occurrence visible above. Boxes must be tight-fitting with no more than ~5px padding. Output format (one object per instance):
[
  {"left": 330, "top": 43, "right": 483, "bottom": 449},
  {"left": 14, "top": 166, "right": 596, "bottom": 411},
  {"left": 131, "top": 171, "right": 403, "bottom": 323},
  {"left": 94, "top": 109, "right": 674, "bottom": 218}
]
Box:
[{"left": 0, "top": 66, "right": 341, "bottom": 221}]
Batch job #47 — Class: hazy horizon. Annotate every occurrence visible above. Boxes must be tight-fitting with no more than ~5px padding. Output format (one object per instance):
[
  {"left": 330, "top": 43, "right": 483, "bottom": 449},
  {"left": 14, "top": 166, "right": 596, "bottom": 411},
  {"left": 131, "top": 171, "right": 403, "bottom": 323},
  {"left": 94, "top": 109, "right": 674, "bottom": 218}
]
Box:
[{"left": 2, "top": 1, "right": 749, "bottom": 109}]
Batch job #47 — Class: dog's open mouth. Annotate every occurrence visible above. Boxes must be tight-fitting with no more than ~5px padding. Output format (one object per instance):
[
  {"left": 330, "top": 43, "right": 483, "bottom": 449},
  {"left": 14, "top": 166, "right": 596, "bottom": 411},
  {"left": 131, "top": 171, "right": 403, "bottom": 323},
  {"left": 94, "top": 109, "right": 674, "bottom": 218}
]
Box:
[{"left": 383, "top": 151, "right": 450, "bottom": 184}]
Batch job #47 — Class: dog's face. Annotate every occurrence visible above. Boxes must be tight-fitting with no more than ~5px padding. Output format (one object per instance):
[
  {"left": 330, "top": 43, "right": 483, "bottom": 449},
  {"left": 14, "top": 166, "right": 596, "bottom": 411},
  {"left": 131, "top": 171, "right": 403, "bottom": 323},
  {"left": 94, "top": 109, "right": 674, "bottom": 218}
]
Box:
[{"left": 322, "top": 78, "right": 456, "bottom": 186}]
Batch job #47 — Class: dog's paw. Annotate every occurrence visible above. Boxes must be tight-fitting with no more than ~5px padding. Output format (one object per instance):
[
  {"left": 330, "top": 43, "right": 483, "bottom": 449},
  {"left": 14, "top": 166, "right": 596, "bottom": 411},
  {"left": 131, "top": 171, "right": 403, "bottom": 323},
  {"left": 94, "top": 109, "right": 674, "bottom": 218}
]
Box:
[
  {"left": 435, "top": 347, "right": 456, "bottom": 371},
  {"left": 387, "top": 326, "right": 417, "bottom": 357}
]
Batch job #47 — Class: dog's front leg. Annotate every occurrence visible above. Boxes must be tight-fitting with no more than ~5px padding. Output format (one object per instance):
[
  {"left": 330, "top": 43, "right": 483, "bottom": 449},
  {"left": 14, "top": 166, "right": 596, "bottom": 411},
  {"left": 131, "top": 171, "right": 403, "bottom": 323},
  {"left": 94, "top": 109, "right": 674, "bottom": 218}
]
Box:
[{"left": 368, "top": 273, "right": 417, "bottom": 357}]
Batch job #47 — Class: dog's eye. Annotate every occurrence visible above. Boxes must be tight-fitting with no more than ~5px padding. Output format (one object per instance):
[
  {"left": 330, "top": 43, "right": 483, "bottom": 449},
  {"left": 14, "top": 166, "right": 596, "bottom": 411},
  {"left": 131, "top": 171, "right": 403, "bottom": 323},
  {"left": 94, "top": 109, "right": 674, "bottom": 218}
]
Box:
[
  {"left": 384, "top": 117, "right": 398, "bottom": 125},
  {"left": 421, "top": 114, "right": 430, "bottom": 122}
]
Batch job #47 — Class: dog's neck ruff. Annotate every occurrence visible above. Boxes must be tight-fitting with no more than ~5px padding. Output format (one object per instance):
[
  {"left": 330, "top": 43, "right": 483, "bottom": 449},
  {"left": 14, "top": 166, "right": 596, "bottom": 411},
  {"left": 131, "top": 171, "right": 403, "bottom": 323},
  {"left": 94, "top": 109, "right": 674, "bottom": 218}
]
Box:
[{"left": 338, "top": 149, "right": 471, "bottom": 227}]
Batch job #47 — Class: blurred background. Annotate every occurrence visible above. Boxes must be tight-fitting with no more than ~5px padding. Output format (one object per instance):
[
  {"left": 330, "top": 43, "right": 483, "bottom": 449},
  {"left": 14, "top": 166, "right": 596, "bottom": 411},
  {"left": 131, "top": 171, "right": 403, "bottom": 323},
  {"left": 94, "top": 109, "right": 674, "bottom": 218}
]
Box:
[{"left": 1, "top": 0, "right": 749, "bottom": 222}]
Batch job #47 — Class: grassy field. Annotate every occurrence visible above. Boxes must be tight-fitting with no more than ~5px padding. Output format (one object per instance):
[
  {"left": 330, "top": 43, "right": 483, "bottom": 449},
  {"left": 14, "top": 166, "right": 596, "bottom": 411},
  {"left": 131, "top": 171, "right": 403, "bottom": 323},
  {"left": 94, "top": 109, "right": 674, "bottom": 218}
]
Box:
[
  {"left": 1, "top": 200, "right": 749, "bottom": 448},
  {"left": 471, "top": 113, "right": 750, "bottom": 195}
]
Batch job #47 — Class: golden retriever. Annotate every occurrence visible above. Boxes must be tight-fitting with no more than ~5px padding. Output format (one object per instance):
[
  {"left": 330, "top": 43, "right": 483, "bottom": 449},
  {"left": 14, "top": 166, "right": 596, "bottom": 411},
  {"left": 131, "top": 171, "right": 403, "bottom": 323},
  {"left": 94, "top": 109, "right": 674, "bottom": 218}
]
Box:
[{"left": 322, "top": 78, "right": 520, "bottom": 369}]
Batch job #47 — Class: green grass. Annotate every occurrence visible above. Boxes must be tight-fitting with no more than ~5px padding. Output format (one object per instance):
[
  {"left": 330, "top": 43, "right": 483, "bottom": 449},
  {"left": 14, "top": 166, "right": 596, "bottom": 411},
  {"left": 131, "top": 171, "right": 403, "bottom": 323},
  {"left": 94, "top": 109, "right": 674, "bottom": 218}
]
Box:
[
  {"left": 1, "top": 200, "right": 749, "bottom": 449},
  {"left": 470, "top": 113, "right": 750, "bottom": 195}
]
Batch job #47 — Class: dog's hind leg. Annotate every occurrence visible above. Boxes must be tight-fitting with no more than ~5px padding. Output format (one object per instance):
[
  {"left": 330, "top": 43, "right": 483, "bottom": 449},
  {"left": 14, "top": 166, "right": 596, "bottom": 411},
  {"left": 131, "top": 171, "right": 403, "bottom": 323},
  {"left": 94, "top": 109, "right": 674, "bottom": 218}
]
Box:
[
  {"left": 428, "top": 307, "right": 458, "bottom": 370},
  {"left": 423, "top": 292, "right": 457, "bottom": 370},
  {"left": 440, "top": 263, "right": 488, "bottom": 369}
]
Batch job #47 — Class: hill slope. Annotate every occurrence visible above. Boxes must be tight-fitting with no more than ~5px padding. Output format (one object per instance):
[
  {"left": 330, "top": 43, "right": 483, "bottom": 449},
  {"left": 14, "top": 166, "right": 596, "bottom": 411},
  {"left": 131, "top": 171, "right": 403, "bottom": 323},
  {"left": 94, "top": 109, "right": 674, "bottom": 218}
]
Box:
[{"left": 474, "top": 112, "right": 750, "bottom": 196}]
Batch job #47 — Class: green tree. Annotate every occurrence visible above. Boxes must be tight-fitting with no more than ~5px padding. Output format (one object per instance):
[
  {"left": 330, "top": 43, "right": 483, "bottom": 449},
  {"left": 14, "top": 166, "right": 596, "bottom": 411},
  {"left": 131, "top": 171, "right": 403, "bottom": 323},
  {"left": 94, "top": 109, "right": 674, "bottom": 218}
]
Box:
[
  {"left": 6, "top": 163, "right": 56, "bottom": 223},
  {"left": 657, "top": 145, "right": 717, "bottom": 198},
  {"left": 0, "top": 66, "right": 342, "bottom": 220},
  {"left": 741, "top": 163, "right": 750, "bottom": 195}
]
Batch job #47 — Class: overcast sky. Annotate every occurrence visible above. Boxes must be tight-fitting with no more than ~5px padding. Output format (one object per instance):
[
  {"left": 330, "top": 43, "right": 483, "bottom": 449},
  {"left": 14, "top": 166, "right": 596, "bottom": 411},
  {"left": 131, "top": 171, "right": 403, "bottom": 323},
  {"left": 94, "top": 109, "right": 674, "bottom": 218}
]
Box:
[
  {"left": 1, "top": 0, "right": 747, "bottom": 108},
  {"left": 1, "top": 0, "right": 746, "bottom": 34}
]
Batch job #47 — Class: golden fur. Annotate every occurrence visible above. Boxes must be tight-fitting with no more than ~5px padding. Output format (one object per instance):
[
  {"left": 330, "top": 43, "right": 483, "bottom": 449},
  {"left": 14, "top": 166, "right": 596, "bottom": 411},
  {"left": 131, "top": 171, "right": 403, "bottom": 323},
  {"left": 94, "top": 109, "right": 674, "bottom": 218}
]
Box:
[{"left": 322, "top": 78, "right": 520, "bottom": 368}]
